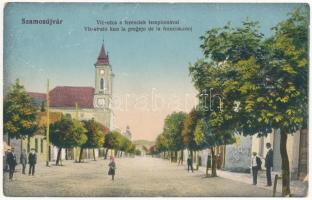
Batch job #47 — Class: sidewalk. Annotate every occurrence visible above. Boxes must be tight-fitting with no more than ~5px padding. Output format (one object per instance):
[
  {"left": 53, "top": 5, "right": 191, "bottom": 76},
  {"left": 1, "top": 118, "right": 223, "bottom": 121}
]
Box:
[{"left": 197, "top": 166, "right": 308, "bottom": 197}]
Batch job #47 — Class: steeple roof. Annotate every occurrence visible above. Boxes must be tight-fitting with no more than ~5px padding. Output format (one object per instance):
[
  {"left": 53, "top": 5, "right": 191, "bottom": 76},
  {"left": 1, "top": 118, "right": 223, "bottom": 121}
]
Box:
[{"left": 96, "top": 44, "right": 109, "bottom": 65}]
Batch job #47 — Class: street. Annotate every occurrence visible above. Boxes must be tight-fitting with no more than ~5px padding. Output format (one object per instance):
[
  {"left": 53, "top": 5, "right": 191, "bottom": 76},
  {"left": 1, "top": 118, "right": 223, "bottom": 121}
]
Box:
[{"left": 4, "top": 156, "right": 275, "bottom": 197}]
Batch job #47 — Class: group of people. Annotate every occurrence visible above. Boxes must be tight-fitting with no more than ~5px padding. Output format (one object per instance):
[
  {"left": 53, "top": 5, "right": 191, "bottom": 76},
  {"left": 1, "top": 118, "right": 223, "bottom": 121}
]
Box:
[
  {"left": 251, "top": 142, "right": 274, "bottom": 186},
  {"left": 6, "top": 148, "right": 37, "bottom": 181},
  {"left": 5, "top": 147, "right": 116, "bottom": 182},
  {"left": 182, "top": 142, "right": 274, "bottom": 188}
]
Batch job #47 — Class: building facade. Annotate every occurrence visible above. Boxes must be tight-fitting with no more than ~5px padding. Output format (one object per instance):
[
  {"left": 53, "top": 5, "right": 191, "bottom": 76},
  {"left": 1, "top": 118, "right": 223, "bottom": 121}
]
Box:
[
  {"left": 49, "top": 43, "right": 113, "bottom": 129},
  {"left": 251, "top": 129, "right": 308, "bottom": 180},
  {"left": 5, "top": 43, "right": 115, "bottom": 164}
]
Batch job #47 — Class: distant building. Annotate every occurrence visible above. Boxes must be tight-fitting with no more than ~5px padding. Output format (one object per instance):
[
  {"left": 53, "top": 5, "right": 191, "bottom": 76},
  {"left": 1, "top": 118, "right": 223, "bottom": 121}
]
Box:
[{"left": 123, "top": 126, "right": 132, "bottom": 140}]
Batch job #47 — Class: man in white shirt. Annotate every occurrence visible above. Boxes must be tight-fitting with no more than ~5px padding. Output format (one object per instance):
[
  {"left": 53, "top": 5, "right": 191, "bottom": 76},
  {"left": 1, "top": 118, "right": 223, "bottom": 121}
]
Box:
[{"left": 251, "top": 152, "right": 261, "bottom": 185}]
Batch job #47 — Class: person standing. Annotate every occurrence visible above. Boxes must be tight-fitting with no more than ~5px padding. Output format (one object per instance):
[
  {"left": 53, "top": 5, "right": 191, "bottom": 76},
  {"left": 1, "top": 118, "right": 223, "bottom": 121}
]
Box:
[
  {"left": 187, "top": 155, "right": 193, "bottom": 172},
  {"left": 251, "top": 152, "right": 262, "bottom": 185},
  {"left": 20, "top": 149, "right": 27, "bottom": 174},
  {"left": 6, "top": 148, "right": 17, "bottom": 181},
  {"left": 28, "top": 148, "right": 37, "bottom": 176},
  {"left": 178, "top": 155, "right": 183, "bottom": 165},
  {"left": 108, "top": 156, "right": 116, "bottom": 181},
  {"left": 265, "top": 143, "right": 273, "bottom": 186}
]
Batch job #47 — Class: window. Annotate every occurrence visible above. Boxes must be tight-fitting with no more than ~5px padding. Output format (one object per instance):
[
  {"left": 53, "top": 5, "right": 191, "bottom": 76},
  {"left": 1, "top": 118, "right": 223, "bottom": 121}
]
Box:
[
  {"left": 41, "top": 139, "right": 44, "bottom": 153},
  {"left": 100, "top": 78, "right": 104, "bottom": 90},
  {"left": 35, "top": 138, "right": 38, "bottom": 153}
]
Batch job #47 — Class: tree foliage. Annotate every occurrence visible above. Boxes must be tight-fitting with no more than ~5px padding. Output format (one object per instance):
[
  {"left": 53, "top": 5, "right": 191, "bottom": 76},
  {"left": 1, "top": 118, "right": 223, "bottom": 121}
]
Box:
[
  {"left": 104, "top": 130, "right": 123, "bottom": 151},
  {"left": 182, "top": 108, "right": 202, "bottom": 151},
  {"left": 81, "top": 119, "right": 105, "bottom": 149},
  {"left": 163, "top": 112, "right": 187, "bottom": 152},
  {"left": 4, "top": 79, "right": 38, "bottom": 140},
  {"left": 50, "top": 116, "right": 87, "bottom": 165},
  {"left": 189, "top": 7, "right": 308, "bottom": 194}
]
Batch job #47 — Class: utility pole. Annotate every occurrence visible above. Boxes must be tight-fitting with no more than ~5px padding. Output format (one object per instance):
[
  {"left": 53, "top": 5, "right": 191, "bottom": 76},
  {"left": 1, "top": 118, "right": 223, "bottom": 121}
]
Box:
[
  {"left": 74, "top": 102, "right": 79, "bottom": 162},
  {"left": 46, "top": 79, "right": 50, "bottom": 167},
  {"left": 75, "top": 102, "right": 79, "bottom": 120}
]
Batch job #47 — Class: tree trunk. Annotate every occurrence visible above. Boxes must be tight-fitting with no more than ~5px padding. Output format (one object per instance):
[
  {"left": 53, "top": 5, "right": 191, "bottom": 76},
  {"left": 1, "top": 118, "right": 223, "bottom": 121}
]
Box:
[
  {"left": 180, "top": 149, "right": 184, "bottom": 164},
  {"left": 27, "top": 136, "right": 30, "bottom": 152},
  {"left": 105, "top": 148, "right": 109, "bottom": 159},
  {"left": 206, "top": 153, "right": 209, "bottom": 176},
  {"left": 190, "top": 150, "right": 193, "bottom": 167},
  {"left": 56, "top": 148, "right": 62, "bottom": 166},
  {"left": 196, "top": 151, "right": 199, "bottom": 170},
  {"left": 175, "top": 151, "right": 178, "bottom": 162},
  {"left": 211, "top": 147, "right": 217, "bottom": 177},
  {"left": 65, "top": 149, "right": 68, "bottom": 160},
  {"left": 20, "top": 139, "right": 23, "bottom": 153},
  {"left": 280, "top": 131, "right": 291, "bottom": 196},
  {"left": 93, "top": 148, "right": 96, "bottom": 161},
  {"left": 79, "top": 147, "right": 84, "bottom": 163}
]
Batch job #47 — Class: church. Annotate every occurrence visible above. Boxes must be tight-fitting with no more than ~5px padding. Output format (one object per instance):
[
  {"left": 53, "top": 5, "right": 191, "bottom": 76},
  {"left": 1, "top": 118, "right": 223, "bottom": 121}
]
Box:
[
  {"left": 48, "top": 42, "right": 114, "bottom": 129},
  {"left": 16, "top": 42, "right": 115, "bottom": 162}
]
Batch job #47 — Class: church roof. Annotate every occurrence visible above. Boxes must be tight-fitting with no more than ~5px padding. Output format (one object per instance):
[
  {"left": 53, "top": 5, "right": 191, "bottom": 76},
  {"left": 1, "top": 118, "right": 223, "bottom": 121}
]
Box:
[
  {"left": 50, "top": 86, "right": 94, "bottom": 108},
  {"left": 96, "top": 44, "right": 109, "bottom": 65}
]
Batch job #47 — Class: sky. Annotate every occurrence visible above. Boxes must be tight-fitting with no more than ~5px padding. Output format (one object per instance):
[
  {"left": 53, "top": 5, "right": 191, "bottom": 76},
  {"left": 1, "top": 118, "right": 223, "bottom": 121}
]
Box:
[{"left": 3, "top": 3, "right": 306, "bottom": 141}]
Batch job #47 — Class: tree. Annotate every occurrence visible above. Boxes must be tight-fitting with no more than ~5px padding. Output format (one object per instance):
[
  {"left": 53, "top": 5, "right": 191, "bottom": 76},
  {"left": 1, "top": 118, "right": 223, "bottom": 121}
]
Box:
[
  {"left": 189, "top": 7, "right": 308, "bottom": 195},
  {"left": 4, "top": 79, "right": 38, "bottom": 144},
  {"left": 194, "top": 114, "right": 235, "bottom": 177},
  {"left": 103, "top": 130, "right": 123, "bottom": 159},
  {"left": 163, "top": 112, "right": 186, "bottom": 162},
  {"left": 253, "top": 8, "right": 307, "bottom": 195},
  {"left": 127, "top": 143, "right": 136, "bottom": 156},
  {"left": 134, "top": 149, "right": 142, "bottom": 156},
  {"left": 155, "top": 133, "right": 169, "bottom": 158},
  {"left": 182, "top": 108, "right": 202, "bottom": 165},
  {"left": 80, "top": 119, "right": 105, "bottom": 162},
  {"left": 119, "top": 136, "right": 132, "bottom": 157},
  {"left": 50, "top": 116, "right": 87, "bottom": 165}
]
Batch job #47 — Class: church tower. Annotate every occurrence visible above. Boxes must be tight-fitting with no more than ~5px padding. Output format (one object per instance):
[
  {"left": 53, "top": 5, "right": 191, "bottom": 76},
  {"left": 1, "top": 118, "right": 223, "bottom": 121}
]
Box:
[{"left": 93, "top": 42, "right": 113, "bottom": 128}]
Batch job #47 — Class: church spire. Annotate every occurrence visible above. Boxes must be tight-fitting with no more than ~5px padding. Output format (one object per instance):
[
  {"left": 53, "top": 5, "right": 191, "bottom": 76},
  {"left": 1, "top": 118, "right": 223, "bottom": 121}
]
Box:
[{"left": 96, "top": 41, "right": 109, "bottom": 65}]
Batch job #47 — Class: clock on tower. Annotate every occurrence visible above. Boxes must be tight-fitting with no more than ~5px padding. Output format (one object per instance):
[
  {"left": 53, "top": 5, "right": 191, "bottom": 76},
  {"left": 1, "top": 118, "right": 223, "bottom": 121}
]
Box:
[{"left": 93, "top": 42, "right": 112, "bottom": 110}]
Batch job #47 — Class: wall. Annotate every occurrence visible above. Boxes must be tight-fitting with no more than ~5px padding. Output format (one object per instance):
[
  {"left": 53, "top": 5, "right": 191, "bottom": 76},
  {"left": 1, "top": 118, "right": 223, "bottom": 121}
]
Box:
[
  {"left": 224, "top": 135, "right": 252, "bottom": 173},
  {"left": 252, "top": 129, "right": 303, "bottom": 180}
]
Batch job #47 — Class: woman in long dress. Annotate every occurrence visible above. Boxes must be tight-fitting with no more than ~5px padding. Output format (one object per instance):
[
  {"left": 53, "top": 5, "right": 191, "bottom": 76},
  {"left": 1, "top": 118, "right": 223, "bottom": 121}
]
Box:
[{"left": 108, "top": 156, "right": 116, "bottom": 180}]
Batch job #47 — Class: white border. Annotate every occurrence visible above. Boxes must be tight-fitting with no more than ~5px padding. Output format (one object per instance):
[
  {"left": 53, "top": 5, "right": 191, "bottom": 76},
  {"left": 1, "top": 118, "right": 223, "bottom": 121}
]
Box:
[{"left": 0, "top": 1, "right": 310, "bottom": 200}]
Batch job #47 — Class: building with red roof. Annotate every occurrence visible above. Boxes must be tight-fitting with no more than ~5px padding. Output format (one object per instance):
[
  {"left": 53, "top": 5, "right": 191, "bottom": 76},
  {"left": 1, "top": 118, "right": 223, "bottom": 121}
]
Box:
[{"left": 28, "top": 42, "right": 114, "bottom": 130}]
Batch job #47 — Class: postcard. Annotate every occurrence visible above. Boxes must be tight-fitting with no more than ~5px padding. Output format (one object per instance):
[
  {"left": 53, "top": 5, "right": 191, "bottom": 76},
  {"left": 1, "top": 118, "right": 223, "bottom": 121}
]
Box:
[{"left": 2, "top": 2, "right": 309, "bottom": 197}]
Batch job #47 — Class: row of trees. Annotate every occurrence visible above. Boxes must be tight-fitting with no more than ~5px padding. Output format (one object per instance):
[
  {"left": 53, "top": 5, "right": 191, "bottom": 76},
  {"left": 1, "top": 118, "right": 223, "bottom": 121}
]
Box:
[
  {"left": 4, "top": 80, "right": 137, "bottom": 166},
  {"left": 155, "top": 109, "right": 235, "bottom": 177},
  {"left": 155, "top": 7, "right": 308, "bottom": 196}
]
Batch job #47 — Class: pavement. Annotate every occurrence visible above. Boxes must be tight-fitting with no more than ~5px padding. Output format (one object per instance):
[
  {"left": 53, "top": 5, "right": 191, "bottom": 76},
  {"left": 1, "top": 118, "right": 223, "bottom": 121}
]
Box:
[
  {"left": 3, "top": 156, "right": 278, "bottom": 197},
  {"left": 200, "top": 167, "right": 308, "bottom": 197}
]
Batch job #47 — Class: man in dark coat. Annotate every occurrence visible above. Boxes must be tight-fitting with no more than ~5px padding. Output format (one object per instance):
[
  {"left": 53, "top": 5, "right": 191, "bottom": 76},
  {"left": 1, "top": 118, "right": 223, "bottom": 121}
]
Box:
[
  {"left": 265, "top": 143, "right": 273, "bottom": 186},
  {"left": 20, "top": 149, "right": 27, "bottom": 174},
  {"left": 187, "top": 155, "right": 193, "bottom": 172},
  {"left": 28, "top": 148, "right": 37, "bottom": 176},
  {"left": 6, "top": 148, "right": 17, "bottom": 180}
]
